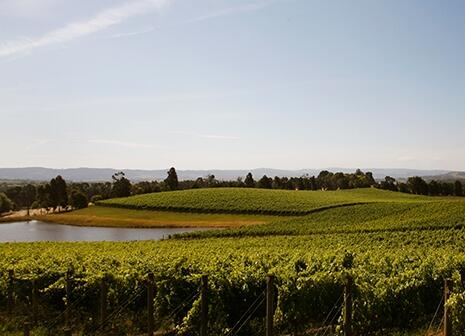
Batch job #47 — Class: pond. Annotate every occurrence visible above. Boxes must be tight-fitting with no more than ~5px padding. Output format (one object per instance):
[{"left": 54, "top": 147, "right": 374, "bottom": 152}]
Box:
[{"left": 0, "top": 220, "right": 211, "bottom": 242}]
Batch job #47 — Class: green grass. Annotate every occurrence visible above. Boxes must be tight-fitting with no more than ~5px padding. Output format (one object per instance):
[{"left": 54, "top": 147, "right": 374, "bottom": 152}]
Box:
[
  {"left": 35, "top": 206, "right": 279, "bottom": 228},
  {"left": 99, "top": 188, "right": 433, "bottom": 215}
]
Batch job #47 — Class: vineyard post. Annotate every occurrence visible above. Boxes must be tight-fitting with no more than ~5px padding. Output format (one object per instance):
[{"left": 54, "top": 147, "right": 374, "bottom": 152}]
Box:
[
  {"left": 266, "top": 275, "right": 274, "bottom": 336},
  {"left": 147, "top": 272, "right": 155, "bottom": 336},
  {"left": 200, "top": 275, "right": 208, "bottom": 336},
  {"left": 7, "top": 269, "right": 14, "bottom": 314},
  {"left": 343, "top": 275, "right": 353, "bottom": 336},
  {"left": 32, "top": 279, "right": 38, "bottom": 325},
  {"left": 444, "top": 279, "right": 453, "bottom": 336},
  {"left": 65, "top": 269, "right": 72, "bottom": 327},
  {"left": 100, "top": 275, "right": 108, "bottom": 326},
  {"left": 23, "top": 322, "right": 31, "bottom": 336}
]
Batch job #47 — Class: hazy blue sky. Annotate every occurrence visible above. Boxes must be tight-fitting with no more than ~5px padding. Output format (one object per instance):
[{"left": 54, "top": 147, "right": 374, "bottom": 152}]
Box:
[{"left": 1, "top": 0, "right": 465, "bottom": 170}]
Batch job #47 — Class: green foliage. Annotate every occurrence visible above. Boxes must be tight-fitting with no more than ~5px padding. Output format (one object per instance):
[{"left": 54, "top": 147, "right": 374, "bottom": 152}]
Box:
[
  {"left": 0, "top": 193, "right": 12, "bottom": 213},
  {"left": 111, "top": 172, "right": 132, "bottom": 198},
  {"left": 257, "top": 175, "right": 273, "bottom": 189},
  {"left": 70, "top": 190, "right": 88, "bottom": 209},
  {"left": 1, "top": 230, "right": 465, "bottom": 334},
  {"left": 98, "top": 188, "right": 430, "bottom": 216},
  {"left": 183, "top": 200, "right": 465, "bottom": 238},
  {"left": 90, "top": 194, "right": 103, "bottom": 203},
  {"left": 50, "top": 175, "right": 68, "bottom": 208},
  {"left": 244, "top": 172, "right": 255, "bottom": 188},
  {"left": 2, "top": 188, "right": 465, "bottom": 334},
  {"left": 165, "top": 167, "right": 179, "bottom": 191}
]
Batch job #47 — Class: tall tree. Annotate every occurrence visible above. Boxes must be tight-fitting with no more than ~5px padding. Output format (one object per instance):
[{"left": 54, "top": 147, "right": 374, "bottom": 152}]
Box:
[
  {"left": 20, "top": 184, "right": 37, "bottom": 216},
  {"left": 5, "top": 186, "right": 22, "bottom": 210},
  {"left": 455, "top": 180, "right": 464, "bottom": 197},
  {"left": 70, "top": 190, "right": 88, "bottom": 209},
  {"left": 428, "top": 180, "right": 441, "bottom": 196},
  {"left": 257, "top": 175, "right": 273, "bottom": 189},
  {"left": 407, "top": 176, "right": 429, "bottom": 195},
  {"left": 0, "top": 193, "right": 13, "bottom": 214},
  {"left": 50, "top": 175, "right": 68, "bottom": 209},
  {"left": 37, "top": 184, "right": 51, "bottom": 210},
  {"left": 244, "top": 172, "right": 255, "bottom": 188},
  {"left": 111, "top": 172, "right": 132, "bottom": 197},
  {"left": 380, "top": 176, "right": 398, "bottom": 191},
  {"left": 165, "top": 167, "right": 179, "bottom": 191}
]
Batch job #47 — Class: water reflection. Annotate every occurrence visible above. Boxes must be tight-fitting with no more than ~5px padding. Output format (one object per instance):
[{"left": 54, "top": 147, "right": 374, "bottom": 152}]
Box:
[{"left": 0, "top": 220, "right": 211, "bottom": 242}]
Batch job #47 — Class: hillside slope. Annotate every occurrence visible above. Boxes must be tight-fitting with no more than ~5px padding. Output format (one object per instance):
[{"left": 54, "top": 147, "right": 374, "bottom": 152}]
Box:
[{"left": 98, "top": 188, "right": 433, "bottom": 215}]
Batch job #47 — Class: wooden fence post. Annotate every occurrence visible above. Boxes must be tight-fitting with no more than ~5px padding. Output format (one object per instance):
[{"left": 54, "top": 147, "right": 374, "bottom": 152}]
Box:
[
  {"left": 65, "top": 269, "right": 72, "bottom": 327},
  {"left": 100, "top": 275, "right": 108, "bottom": 326},
  {"left": 200, "top": 275, "right": 208, "bottom": 336},
  {"left": 266, "top": 275, "right": 274, "bottom": 336},
  {"left": 343, "top": 276, "right": 353, "bottom": 336},
  {"left": 147, "top": 272, "right": 155, "bottom": 336},
  {"left": 32, "top": 279, "right": 38, "bottom": 325},
  {"left": 444, "top": 279, "right": 453, "bottom": 336},
  {"left": 23, "top": 322, "right": 31, "bottom": 336},
  {"left": 7, "top": 269, "right": 14, "bottom": 314}
]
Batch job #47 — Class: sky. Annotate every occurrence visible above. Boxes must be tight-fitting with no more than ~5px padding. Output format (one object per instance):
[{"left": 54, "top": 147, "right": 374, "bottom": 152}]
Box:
[{"left": 1, "top": 0, "right": 465, "bottom": 170}]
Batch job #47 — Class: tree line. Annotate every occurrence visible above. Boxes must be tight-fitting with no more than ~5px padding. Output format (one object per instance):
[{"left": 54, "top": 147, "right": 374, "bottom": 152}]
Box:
[
  {"left": 1, "top": 168, "right": 464, "bottom": 215},
  {"left": 377, "top": 175, "right": 463, "bottom": 196}
]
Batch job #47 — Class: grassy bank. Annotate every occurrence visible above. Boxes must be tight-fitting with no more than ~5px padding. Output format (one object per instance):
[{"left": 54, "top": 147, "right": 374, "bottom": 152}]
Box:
[{"left": 34, "top": 205, "right": 281, "bottom": 228}]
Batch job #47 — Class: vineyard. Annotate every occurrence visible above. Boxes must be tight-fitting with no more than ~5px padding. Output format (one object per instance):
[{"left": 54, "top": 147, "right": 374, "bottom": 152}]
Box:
[
  {"left": 1, "top": 188, "right": 465, "bottom": 335},
  {"left": 97, "top": 188, "right": 433, "bottom": 215},
  {"left": 181, "top": 200, "right": 465, "bottom": 238}
]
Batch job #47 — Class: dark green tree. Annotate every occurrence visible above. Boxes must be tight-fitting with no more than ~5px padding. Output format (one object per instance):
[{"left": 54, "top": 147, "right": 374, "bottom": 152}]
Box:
[
  {"left": 257, "top": 175, "right": 273, "bottom": 189},
  {"left": 407, "top": 176, "right": 429, "bottom": 195},
  {"left": 20, "top": 184, "right": 37, "bottom": 216},
  {"left": 380, "top": 176, "right": 398, "bottom": 191},
  {"left": 37, "top": 184, "right": 51, "bottom": 210},
  {"left": 165, "top": 167, "right": 179, "bottom": 191},
  {"left": 5, "top": 186, "right": 22, "bottom": 210},
  {"left": 441, "top": 182, "right": 454, "bottom": 196},
  {"left": 111, "top": 172, "right": 132, "bottom": 197},
  {"left": 50, "top": 176, "right": 68, "bottom": 210},
  {"left": 334, "top": 172, "right": 349, "bottom": 189},
  {"left": 428, "top": 180, "right": 441, "bottom": 196},
  {"left": 70, "top": 190, "right": 88, "bottom": 209},
  {"left": 365, "top": 172, "right": 376, "bottom": 186},
  {"left": 398, "top": 183, "right": 409, "bottom": 193},
  {"left": 0, "top": 193, "right": 13, "bottom": 213},
  {"left": 455, "top": 180, "right": 463, "bottom": 197},
  {"left": 244, "top": 172, "right": 255, "bottom": 188}
]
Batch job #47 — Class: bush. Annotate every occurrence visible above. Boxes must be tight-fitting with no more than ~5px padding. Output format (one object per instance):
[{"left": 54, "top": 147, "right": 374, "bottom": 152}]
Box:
[
  {"left": 0, "top": 193, "right": 12, "bottom": 214},
  {"left": 70, "top": 191, "right": 88, "bottom": 209}
]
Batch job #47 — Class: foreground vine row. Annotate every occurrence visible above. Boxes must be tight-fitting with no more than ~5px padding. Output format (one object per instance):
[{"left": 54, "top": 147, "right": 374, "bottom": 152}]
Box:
[{"left": 2, "top": 229, "right": 465, "bottom": 334}]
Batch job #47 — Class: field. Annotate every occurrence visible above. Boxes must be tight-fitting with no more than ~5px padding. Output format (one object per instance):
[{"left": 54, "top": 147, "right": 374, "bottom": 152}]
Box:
[
  {"left": 98, "top": 188, "right": 433, "bottom": 215},
  {"left": 1, "top": 188, "right": 465, "bottom": 335},
  {"left": 34, "top": 206, "right": 278, "bottom": 228},
  {"left": 182, "top": 200, "right": 465, "bottom": 238}
]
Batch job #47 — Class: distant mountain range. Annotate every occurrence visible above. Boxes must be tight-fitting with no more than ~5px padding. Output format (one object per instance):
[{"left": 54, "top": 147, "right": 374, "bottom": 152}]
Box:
[
  {"left": 0, "top": 167, "right": 458, "bottom": 182},
  {"left": 423, "top": 171, "right": 465, "bottom": 182}
]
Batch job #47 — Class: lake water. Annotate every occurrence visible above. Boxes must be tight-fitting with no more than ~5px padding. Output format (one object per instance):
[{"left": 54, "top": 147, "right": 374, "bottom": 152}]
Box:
[{"left": 0, "top": 220, "right": 212, "bottom": 242}]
